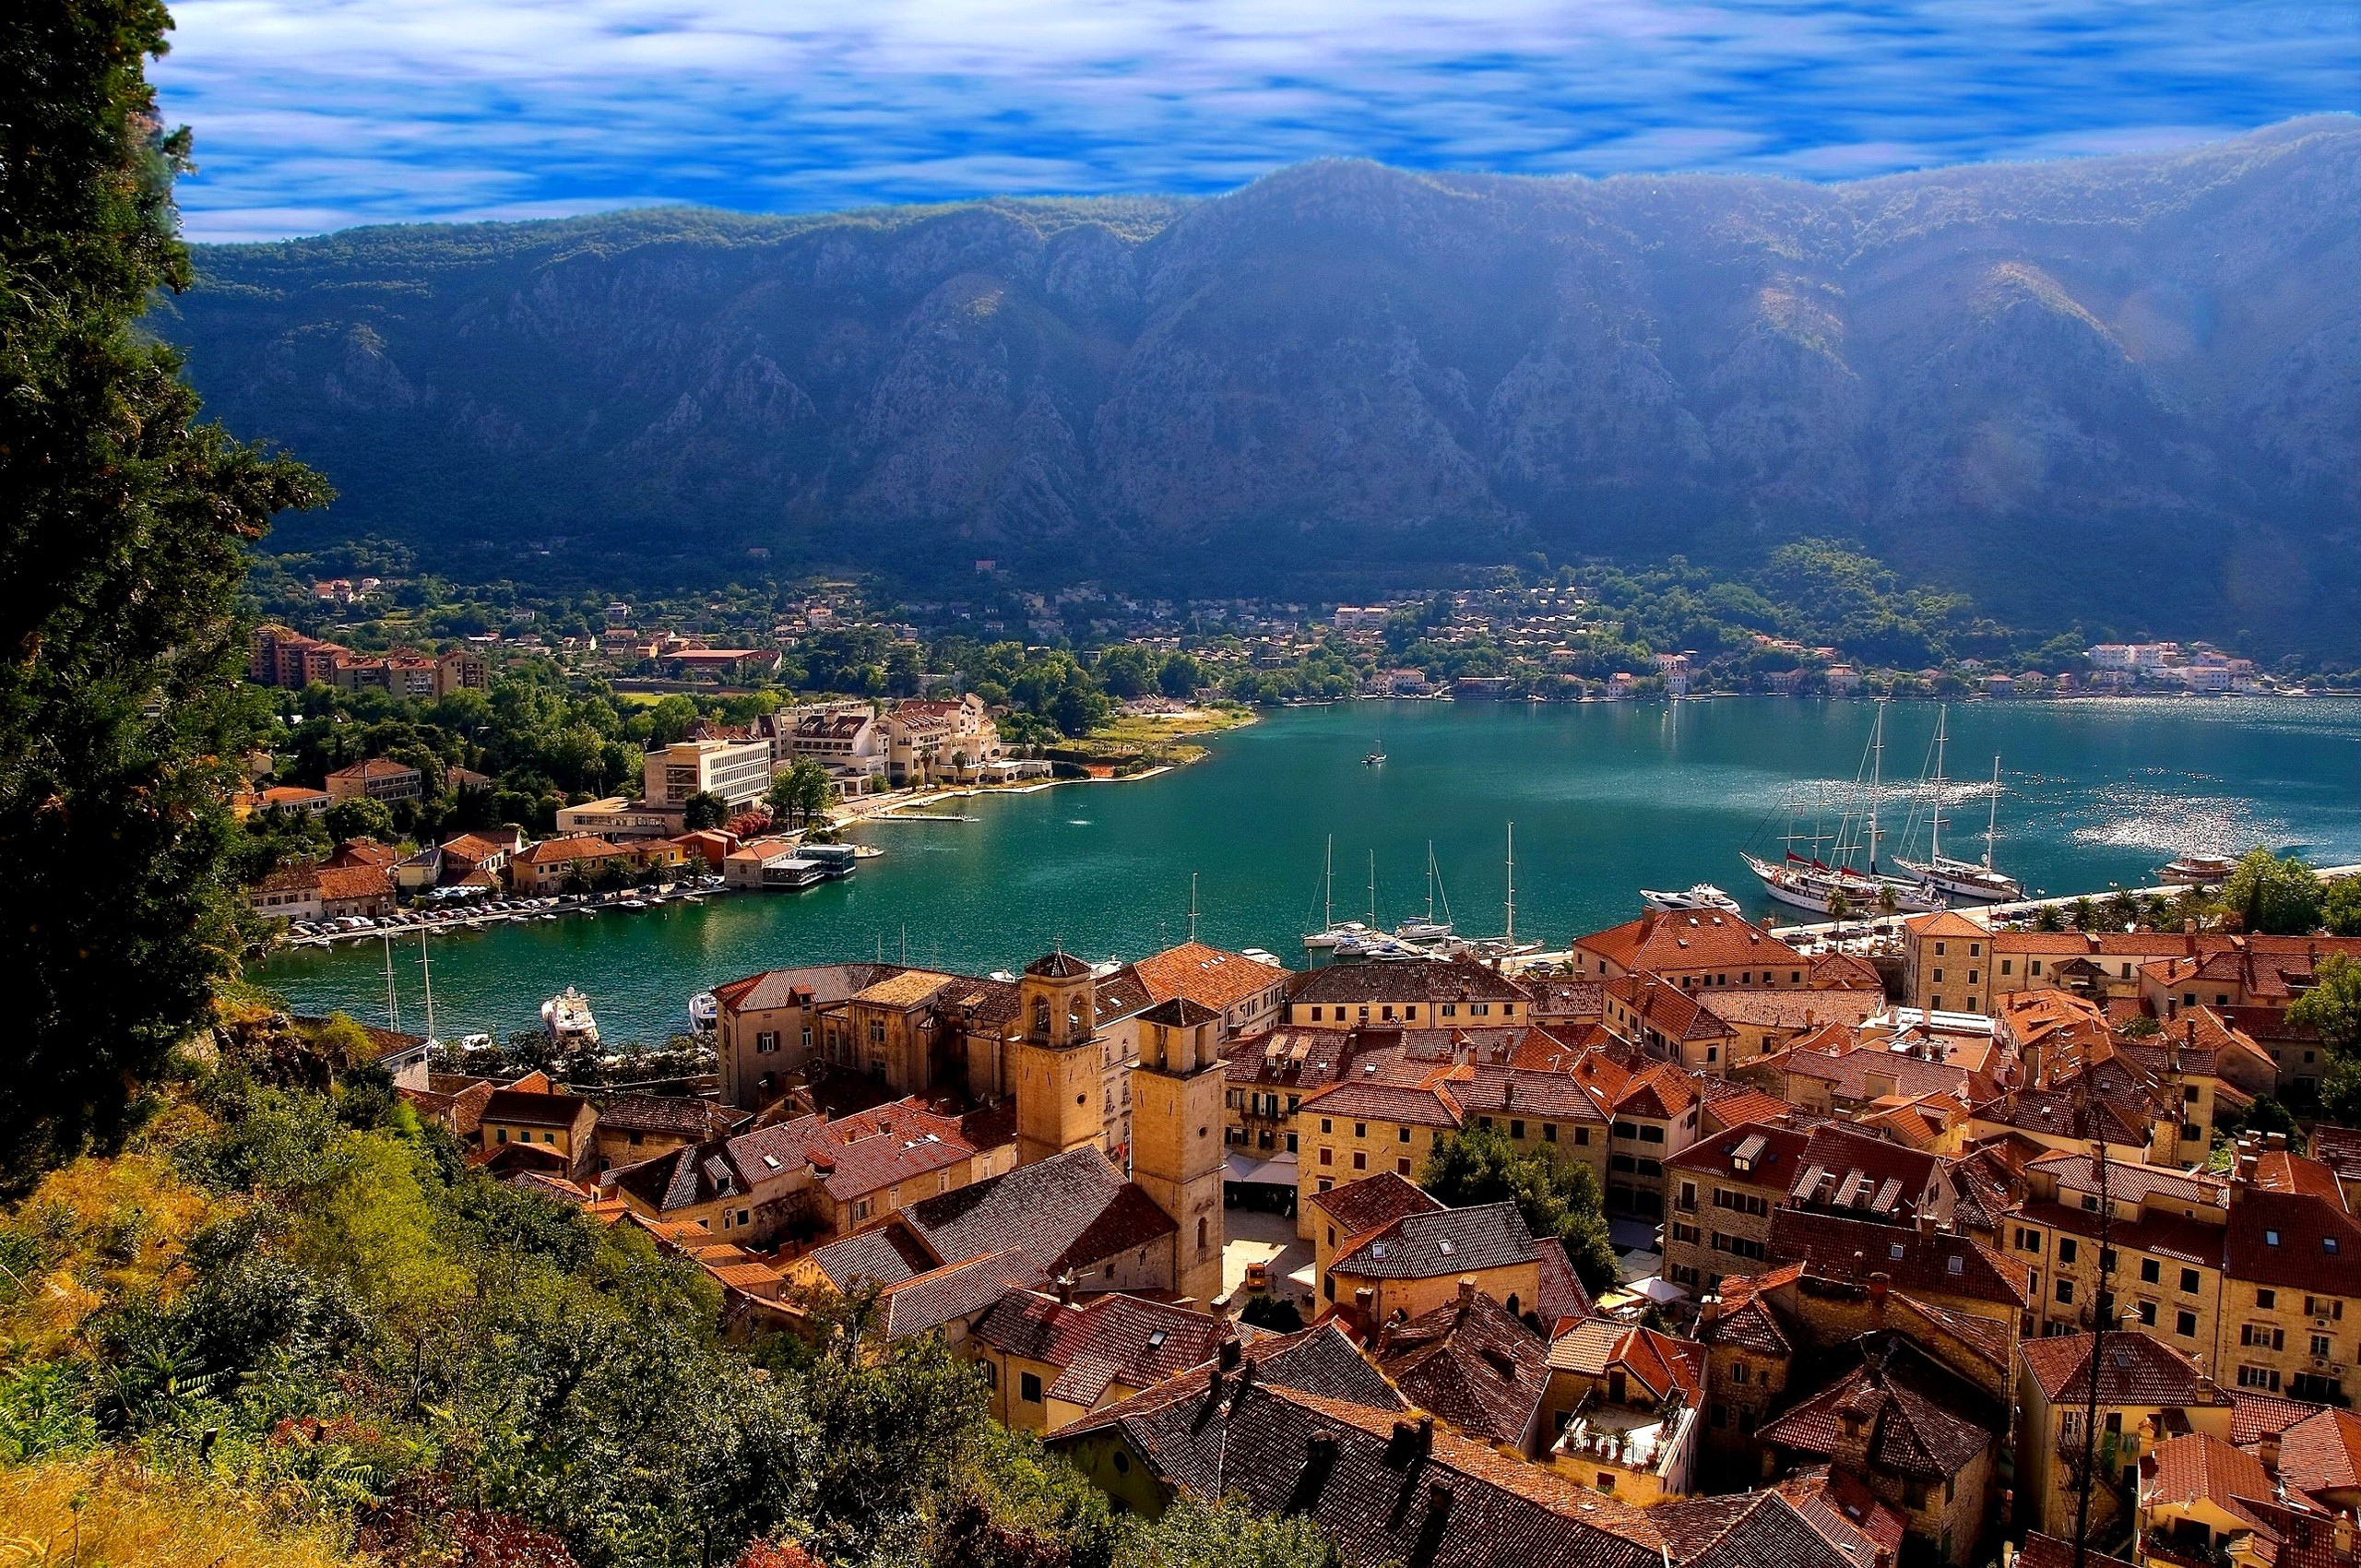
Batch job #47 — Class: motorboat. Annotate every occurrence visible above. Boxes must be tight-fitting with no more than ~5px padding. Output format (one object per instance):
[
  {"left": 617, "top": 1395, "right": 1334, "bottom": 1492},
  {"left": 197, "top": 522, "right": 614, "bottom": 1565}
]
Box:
[
  {"left": 541, "top": 987, "right": 600, "bottom": 1050},
  {"left": 2159, "top": 854, "right": 2236, "bottom": 886},
  {"left": 688, "top": 991, "right": 719, "bottom": 1033},
  {"left": 1641, "top": 884, "right": 1742, "bottom": 914}
]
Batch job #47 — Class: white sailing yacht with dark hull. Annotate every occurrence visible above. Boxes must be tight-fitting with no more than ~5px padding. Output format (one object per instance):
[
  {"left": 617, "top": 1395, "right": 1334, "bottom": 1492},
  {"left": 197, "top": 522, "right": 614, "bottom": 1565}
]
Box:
[
  {"left": 1893, "top": 708, "right": 2023, "bottom": 900},
  {"left": 1743, "top": 702, "right": 1947, "bottom": 915}
]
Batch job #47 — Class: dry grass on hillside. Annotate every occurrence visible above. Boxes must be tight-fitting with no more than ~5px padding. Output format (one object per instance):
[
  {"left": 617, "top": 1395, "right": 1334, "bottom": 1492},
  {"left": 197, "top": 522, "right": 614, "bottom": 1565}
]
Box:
[{"left": 0, "top": 1455, "right": 358, "bottom": 1568}]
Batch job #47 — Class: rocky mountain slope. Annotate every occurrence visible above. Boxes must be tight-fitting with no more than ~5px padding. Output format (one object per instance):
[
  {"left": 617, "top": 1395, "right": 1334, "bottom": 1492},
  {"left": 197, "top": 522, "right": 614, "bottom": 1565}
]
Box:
[{"left": 162, "top": 117, "right": 2361, "bottom": 650}]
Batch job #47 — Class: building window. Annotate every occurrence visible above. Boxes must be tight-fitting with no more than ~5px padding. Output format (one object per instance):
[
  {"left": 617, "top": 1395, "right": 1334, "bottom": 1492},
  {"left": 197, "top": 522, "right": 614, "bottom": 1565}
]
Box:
[
  {"left": 1319, "top": 1147, "right": 1332, "bottom": 1166},
  {"left": 1352, "top": 1151, "right": 1367, "bottom": 1170},
  {"left": 2181, "top": 1268, "right": 2201, "bottom": 1293},
  {"left": 1020, "top": 1372, "right": 1042, "bottom": 1403},
  {"left": 2058, "top": 1239, "right": 2078, "bottom": 1265},
  {"left": 2056, "top": 1280, "right": 2075, "bottom": 1304},
  {"left": 1320, "top": 1119, "right": 1333, "bottom": 1134},
  {"left": 1397, "top": 1158, "right": 1412, "bottom": 1176},
  {"left": 1398, "top": 1126, "right": 1412, "bottom": 1143},
  {"left": 2140, "top": 1258, "right": 2160, "bottom": 1285}
]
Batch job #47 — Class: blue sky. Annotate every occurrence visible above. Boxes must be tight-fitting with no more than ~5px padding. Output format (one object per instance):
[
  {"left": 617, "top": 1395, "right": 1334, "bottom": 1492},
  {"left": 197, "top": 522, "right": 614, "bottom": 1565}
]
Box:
[{"left": 153, "top": 0, "right": 2361, "bottom": 243}]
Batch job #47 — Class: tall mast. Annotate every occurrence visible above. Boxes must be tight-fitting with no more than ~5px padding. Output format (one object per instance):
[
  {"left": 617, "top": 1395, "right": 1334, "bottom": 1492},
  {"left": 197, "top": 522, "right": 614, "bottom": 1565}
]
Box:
[
  {"left": 1929, "top": 706, "right": 1949, "bottom": 864},
  {"left": 1425, "top": 841, "right": 1436, "bottom": 922},
  {"left": 1324, "top": 835, "right": 1335, "bottom": 931},
  {"left": 418, "top": 929, "right": 435, "bottom": 1042},
  {"left": 1986, "top": 755, "right": 2002, "bottom": 873},
  {"left": 381, "top": 932, "right": 400, "bottom": 1032},
  {"left": 1867, "top": 703, "right": 1885, "bottom": 875},
  {"left": 1367, "top": 850, "right": 1377, "bottom": 927},
  {"left": 1189, "top": 873, "right": 1199, "bottom": 944},
  {"left": 1505, "top": 822, "right": 1516, "bottom": 944}
]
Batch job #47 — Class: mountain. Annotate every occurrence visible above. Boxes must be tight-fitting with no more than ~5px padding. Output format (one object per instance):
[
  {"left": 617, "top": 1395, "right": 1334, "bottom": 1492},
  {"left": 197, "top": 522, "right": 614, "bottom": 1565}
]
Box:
[{"left": 161, "top": 117, "right": 2361, "bottom": 652}]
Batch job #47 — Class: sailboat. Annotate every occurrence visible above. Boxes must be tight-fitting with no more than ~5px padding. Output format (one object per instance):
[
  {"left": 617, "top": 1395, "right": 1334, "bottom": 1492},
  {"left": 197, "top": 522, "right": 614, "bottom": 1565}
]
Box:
[
  {"left": 1394, "top": 842, "right": 1456, "bottom": 943},
  {"left": 1741, "top": 702, "right": 1947, "bottom": 915},
  {"left": 1302, "top": 835, "right": 1371, "bottom": 952},
  {"left": 1465, "top": 823, "right": 1544, "bottom": 957},
  {"left": 1363, "top": 715, "right": 1387, "bottom": 766},
  {"left": 1893, "top": 709, "right": 2023, "bottom": 900}
]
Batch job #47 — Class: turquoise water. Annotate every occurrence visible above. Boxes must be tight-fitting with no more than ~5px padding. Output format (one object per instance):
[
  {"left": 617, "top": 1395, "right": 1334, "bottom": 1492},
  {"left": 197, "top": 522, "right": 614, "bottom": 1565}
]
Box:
[{"left": 260, "top": 697, "right": 2361, "bottom": 1046}]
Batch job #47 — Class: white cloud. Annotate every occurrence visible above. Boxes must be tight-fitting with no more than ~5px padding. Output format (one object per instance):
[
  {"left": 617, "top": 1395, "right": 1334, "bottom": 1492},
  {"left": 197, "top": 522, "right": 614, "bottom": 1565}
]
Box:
[{"left": 151, "top": 0, "right": 2361, "bottom": 240}]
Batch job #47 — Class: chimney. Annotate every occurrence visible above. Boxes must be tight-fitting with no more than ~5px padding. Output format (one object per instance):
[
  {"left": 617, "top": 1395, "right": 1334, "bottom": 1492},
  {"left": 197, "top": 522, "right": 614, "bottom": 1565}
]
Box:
[
  {"left": 1218, "top": 1337, "right": 1243, "bottom": 1371},
  {"left": 2259, "top": 1431, "right": 2282, "bottom": 1473},
  {"left": 1869, "top": 1271, "right": 1890, "bottom": 1315},
  {"left": 1056, "top": 1271, "right": 1075, "bottom": 1306},
  {"left": 1457, "top": 1276, "right": 1477, "bottom": 1309},
  {"left": 1503, "top": 1078, "right": 1515, "bottom": 1106},
  {"left": 2332, "top": 1513, "right": 2352, "bottom": 1556}
]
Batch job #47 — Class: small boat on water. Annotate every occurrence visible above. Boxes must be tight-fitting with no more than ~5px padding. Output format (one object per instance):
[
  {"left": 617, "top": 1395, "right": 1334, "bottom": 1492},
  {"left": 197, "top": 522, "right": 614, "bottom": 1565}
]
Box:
[
  {"left": 1641, "top": 883, "right": 1741, "bottom": 914},
  {"left": 2159, "top": 854, "right": 2236, "bottom": 886},
  {"left": 1394, "top": 842, "right": 1455, "bottom": 943},
  {"left": 541, "top": 987, "right": 599, "bottom": 1050},
  {"left": 687, "top": 991, "right": 718, "bottom": 1033}
]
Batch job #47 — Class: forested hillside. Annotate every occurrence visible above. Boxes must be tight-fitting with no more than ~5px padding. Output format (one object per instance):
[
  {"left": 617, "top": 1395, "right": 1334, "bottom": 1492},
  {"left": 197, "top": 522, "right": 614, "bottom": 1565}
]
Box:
[{"left": 161, "top": 118, "right": 2361, "bottom": 652}]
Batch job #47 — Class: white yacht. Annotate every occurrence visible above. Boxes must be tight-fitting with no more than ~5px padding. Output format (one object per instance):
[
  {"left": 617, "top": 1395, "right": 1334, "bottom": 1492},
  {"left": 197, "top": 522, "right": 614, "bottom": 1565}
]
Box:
[
  {"left": 2159, "top": 854, "right": 2236, "bottom": 886},
  {"left": 1641, "top": 884, "right": 1742, "bottom": 915},
  {"left": 687, "top": 991, "right": 719, "bottom": 1033},
  {"left": 1394, "top": 842, "right": 1456, "bottom": 943},
  {"left": 541, "top": 987, "right": 600, "bottom": 1050}
]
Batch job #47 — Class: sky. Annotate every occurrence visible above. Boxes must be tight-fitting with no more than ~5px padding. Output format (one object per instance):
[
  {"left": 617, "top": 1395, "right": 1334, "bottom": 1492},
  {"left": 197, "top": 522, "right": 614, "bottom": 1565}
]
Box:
[{"left": 153, "top": 0, "right": 2361, "bottom": 244}]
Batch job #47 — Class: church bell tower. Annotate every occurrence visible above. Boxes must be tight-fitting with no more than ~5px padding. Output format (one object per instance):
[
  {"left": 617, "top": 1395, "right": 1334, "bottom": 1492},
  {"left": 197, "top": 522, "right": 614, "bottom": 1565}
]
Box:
[
  {"left": 1129, "top": 996, "right": 1227, "bottom": 1304},
  {"left": 1013, "top": 950, "right": 1104, "bottom": 1166}
]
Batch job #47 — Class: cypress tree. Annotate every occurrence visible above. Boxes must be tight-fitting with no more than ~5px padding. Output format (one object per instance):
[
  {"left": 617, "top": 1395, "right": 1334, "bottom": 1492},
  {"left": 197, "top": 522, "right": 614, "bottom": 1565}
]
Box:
[{"left": 1, "top": 0, "right": 329, "bottom": 1180}]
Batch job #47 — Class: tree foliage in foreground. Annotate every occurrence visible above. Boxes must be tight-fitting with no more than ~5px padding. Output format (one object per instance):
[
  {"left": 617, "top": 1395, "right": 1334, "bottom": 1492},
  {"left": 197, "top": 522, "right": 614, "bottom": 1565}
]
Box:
[
  {"left": 1420, "top": 1126, "right": 1620, "bottom": 1294},
  {"left": 0, "top": 0, "right": 328, "bottom": 1182},
  {"left": 0, "top": 1019, "right": 1331, "bottom": 1568}
]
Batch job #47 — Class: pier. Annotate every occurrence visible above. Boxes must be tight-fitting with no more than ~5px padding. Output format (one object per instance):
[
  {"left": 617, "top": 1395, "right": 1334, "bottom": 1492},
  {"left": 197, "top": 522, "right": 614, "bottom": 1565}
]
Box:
[{"left": 1766, "top": 861, "right": 2361, "bottom": 943}]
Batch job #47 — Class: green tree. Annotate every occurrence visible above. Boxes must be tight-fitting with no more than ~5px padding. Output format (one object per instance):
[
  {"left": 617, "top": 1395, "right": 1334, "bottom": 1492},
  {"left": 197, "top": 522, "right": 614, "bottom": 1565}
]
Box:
[
  {"left": 324, "top": 795, "right": 395, "bottom": 844},
  {"left": 2291, "top": 954, "right": 2361, "bottom": 1123},
  {"left": 0, "top": 0, "right": 329, "bottom": 1181},
  {"left": 2323, "top": 878, "right": 2361, "bottom": 938},
  {"left": 2223, "top": 848, "right": 2323, "bottom": 936},
  {"left": 1418, "top": 1127, "right": 1619, "bottom": 1292},
  {"left": 682, "top": 790, "right": 730, "bottom": 830}
]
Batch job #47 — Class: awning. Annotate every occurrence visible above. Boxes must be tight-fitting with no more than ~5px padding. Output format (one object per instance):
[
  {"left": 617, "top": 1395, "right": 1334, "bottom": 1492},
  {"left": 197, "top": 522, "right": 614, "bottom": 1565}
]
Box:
[{"left": 1224, "top": 1152, "right": 1299, "bottom": 1186}]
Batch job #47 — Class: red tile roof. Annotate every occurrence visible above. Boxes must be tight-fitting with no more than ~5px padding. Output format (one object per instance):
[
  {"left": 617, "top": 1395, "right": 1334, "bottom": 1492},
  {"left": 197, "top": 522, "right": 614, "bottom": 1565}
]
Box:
[
  {"left": 2020, "top": 1330, "right": 2228, "bottom": 1408},
  {"left": 1132, "top": 942, "right": 1287, "bottom": 1012}
]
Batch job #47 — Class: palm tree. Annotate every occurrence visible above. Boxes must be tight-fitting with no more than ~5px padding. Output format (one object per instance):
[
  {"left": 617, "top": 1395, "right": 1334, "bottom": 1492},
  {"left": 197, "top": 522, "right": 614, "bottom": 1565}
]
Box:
[
  {"left": 1877, "top": 882, "right": 1901, "bottom": 931},
  {"left": 1827, "top": 887, "right": 1855, "bottom": 938}
]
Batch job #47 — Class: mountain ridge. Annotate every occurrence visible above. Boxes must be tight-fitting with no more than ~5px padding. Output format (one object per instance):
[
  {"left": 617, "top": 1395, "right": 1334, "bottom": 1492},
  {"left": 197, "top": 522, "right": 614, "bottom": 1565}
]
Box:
[{"left": 161, "top": 115, "right": 2361, "bottom": 652}]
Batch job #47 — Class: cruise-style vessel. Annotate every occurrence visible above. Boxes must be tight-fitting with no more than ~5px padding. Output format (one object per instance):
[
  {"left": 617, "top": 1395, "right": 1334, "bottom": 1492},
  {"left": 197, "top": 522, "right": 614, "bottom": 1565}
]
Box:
[
  {"left": 1641, "top": 883, "right": 1742, "bottom": 914},
  {"left": 2159, "top": 854, "right": 2236, "bottom": 886},
  {"left": 1892, "top": 708, "right": 2023, "bottom": 901},
  {"left": 541, "top": 987, "right": 600, "bottom": 1050},
  {"left": 1743, "top": 702, "right": 1947, "bottom": 916}
]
